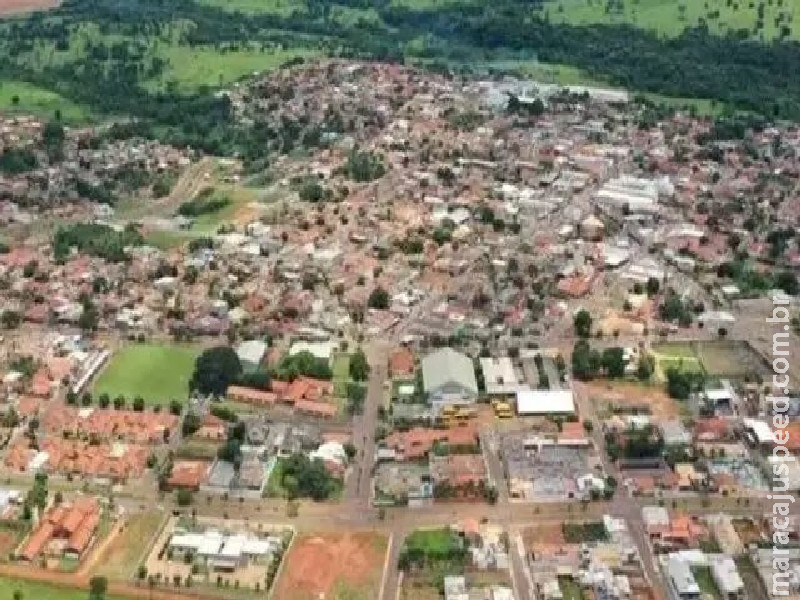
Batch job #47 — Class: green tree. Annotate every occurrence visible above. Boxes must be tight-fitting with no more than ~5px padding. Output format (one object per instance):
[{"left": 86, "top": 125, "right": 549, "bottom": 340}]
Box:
[
  {"left": 89, "top": 576, "right": 108, "bottom": 600},
  {"left": 601, "top": 347, "right": 626, "bottom": 378},
  {"left": 349, "top": 348, "right": 370, "bottom": 381},
  {"left": 176, "top": 489, "right": 193, "bottom": 507},
  {"left": 573, "top": 309, "right": 592, "bottom": 338},
  {"left": 190, "top": 346, "right": 242, "bottom": 396},
  {"left": 367, "top": 287, "right": 389, "bottom": 309}
]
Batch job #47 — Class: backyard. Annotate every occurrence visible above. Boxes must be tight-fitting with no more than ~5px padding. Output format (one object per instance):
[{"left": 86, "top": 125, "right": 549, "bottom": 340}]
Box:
[{"left": 92, "top": 343, "right": 201, "bottom": 405}]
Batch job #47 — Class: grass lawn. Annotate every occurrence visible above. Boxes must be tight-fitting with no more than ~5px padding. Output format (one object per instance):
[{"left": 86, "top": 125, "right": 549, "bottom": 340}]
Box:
[
  {"left": 558, "top": 577, "right": 585, "bottom": 600},
  {"left": 197, "top": 0, "right": 299, "bottom": 14},
  {"left": 0, "top": 80, "right": 91, "bottom": 124},
  {"left": 542, "top": 0, "right": 800, "bottom": 41},
  {"left": 405, "top": 528, "right": 461, "bottom": 554},
  {"left": 692, "top": 566, "right": 722, "bottom": 599},
  {"left": 92, "top": 343, "right": 201, "bottom": 405},
  {"left": 652, "top": 343, "right": 696, "bottom": 359},
  {"left": 332, "top": 353, "right": 351, "bottom": 397},
  {"left": 0, "top": 577, "right": 131, "bottom": 600},
  {"left": 562, "top": 522, "right": 608, "bottom": 543},
  {"left": 264, "top": 457, "right": 286, "bottom": 498}
]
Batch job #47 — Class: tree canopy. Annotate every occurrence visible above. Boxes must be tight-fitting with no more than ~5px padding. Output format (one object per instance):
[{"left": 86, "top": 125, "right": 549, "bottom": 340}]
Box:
[{"left": 190, "top": 346, "right": 243, "bottom": 396}]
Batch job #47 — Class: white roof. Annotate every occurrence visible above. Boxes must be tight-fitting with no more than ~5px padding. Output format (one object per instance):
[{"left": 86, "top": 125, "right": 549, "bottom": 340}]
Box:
[
  {"left": 236, "top": 340, "right": 267, "bottom": 365},
  {"left": 289, "top": 340, "right": 336, "bottom": 361},
  {"left": 704, "top": 388, "right": 733, "bottom": 401},
  {"left": 516, "top": 389, "right": 575, "bottom": 414},
  {"left": 310, "top": 441, "right": 346, "bottom": 465},
  {"left": 479, "top": 357, "right": 520, "bottom": 394},
  {"left": 743, "top": 418, "right": 773, "bottom": 444},
  {"left": 710, "top": 555, "right": 744, "bottom": 594},
  {"left": 641, "top": 505, "right": 670, "bottom": 527}
]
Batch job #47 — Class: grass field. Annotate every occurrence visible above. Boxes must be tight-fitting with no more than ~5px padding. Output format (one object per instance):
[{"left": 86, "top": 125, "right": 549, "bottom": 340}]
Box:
[
  {"left": 149, "top": 43, "right": 317, "bottom": 91},
  {"left": 197, "top": 0, "right": 299, "bottom": 14},
  {"left": 543, "top": 0, "right": 800, "bottom": 41},
  {"left": 652, "top": 340, "right": 769, "bottom": 380},
  {"left": 0, "top": 577, "right": 129, "bottom": 600},
  {"left": 92, "top": 343, "right": 201, "bottom": 405},
  {"left": 332, "top": 353, "right": 350, "bottom": 397},
  {"left": 558, "top": 577, "right": 585, "bottom": 600},
  {"left": 404, "top": 528, "right": 461, "bottom": 554},
  {"left": 0, "top": 80, "right": 91, "bottom": 124},
  {"left": 94, "top": 510, "right": 166, "bottom": 580}
]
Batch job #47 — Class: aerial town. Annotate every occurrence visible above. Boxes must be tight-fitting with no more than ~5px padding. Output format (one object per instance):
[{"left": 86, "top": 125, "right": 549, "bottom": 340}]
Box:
[{"left": 0, "top": 59, "right": 798, "bottom": 600}]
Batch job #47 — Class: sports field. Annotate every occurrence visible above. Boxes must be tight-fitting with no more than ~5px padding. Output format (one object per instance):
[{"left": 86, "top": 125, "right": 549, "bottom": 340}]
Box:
[{"left": 92, "top": 343, "right": 200, "bottom": 405}]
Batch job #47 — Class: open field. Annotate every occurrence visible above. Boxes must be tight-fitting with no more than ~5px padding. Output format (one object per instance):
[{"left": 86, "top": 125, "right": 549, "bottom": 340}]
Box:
[
  {"left": 197, "top": 0, "right": 298, "bottom": 15},
  {"left": 543, "top": 0, "right": 800, "bottom": 41},
  {"left": 0, "top": 0, "right": 58, "bottom": 16},
  {"left": 582, "top": 380, "right": 681, "bottom": 419},
  {"left": 522, "top": 522, "right": 566, "bottom": 546},
  {"left": 0, "top": 80, "right": 90, "bottom": 123},
  {"left": 92, "top": 343, "right": 201, "bottom": 405},
  {"left": 272, "top": 531, "right": 387, "bottom": 600},
  {"left": 0, "top": 577, "right": 127, "bottom": 600},
  {"left": 148, "top": 44, "right": 317, "bottom": 91},
  {"left": 95, "top": 510, "right": 166, "bottom": 581},
  {"left": 404, "top": 528, "right": 460, "bottom": 554},
  {"left": 652, "top": 340, "right": 770, "bottom": 380}
]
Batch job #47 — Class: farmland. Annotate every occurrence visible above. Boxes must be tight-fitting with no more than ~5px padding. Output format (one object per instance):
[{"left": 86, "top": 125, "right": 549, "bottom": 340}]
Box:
[
  {"left": 272, "top": 532, "right": 388, "bottom": 600},
  {"left": 0, "top": 81, "right": 90, "bottom": 124},
  {"left": 92, "top": 343, "right": 201, "bottom": 406},
  {"left": 543, "top": 0, "right": 800, "bottom": 41}
]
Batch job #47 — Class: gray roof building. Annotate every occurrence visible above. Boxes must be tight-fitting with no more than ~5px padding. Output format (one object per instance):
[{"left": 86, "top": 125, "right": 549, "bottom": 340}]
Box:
[{"left": 421, "top": 348, "right": 478, "bottom": 404}]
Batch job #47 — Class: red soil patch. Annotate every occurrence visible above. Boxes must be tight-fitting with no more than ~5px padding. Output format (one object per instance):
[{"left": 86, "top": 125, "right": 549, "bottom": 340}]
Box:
[
  {"left": 581, "top": 380, "right": 680, "bottom": 419},
  {"left": 273, "top": 532, "right": 387, "bottom": 600},
  {"left": 0, "top": 0, "right": 59, "bottom": 15}
]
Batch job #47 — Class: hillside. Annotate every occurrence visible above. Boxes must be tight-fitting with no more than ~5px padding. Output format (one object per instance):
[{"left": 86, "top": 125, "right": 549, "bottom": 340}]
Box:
[{"left": 0, "top": 0, "right": 799, "bottom": 157}]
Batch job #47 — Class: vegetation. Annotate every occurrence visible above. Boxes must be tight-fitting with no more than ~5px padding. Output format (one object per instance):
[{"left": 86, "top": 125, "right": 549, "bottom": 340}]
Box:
[
  {"left": 1, "top": 0, "right": 800, "bottom": 164},
  {"left": 562, "top": 522, "right": 608, "bottom": 543},
  {"left": 93, "top": 343, "right": 200, "bottom": 405},
  {"left": 190, "top": 346, "right": 243, "bottom": 396},
  {"left": 573, "top": 309, "right": 592, "bottom": 338},
  {"left": 178, "top": 188, "right": 231, "bottom": 217},
  {"left": 277, "top": 452, "right": 340, "bottom": 501},
  {"left": 53, "top": 223, "right": 143, "bottom": 263},
  {"left": 273, "top": 350, "right": 332, "bottom": 381},
  {"left": 399, "top": 528, "right": 467, "bottom": 570}
]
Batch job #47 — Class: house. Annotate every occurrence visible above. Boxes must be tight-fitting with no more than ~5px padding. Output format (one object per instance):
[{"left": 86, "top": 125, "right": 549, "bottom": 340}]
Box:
[
  {"left": 421, "top": 348, "right": 478, "bottom": 413},
  {"left": 479, "top": 356, "right": 521, "bottom": 396},
  {"left": 226, "top": 385, "right": 278, "bottom": 407},
  {"left": 430, "top": 454, "right": 487, "bottom": 493},
  {"left": 18, "top": 497, "right": 100, "bottom": 562},
  {"left": 388, "top": 347, "right": 415, "bottom": 378},
  {"left": 383, "top": 426, "right": 479, "bottom": 461},
  {"left": 710, "top": 555, "right": 744, "bottom": 599},
  {"left": 195, "top": 414, "right": 227, "bottom": 441},
  {"left": 236, "top": 340, "right": 268, "bottom": 373},
  {"left": 167, "top": 460, "right": 212, "bottom": 491},
  {"left": 667, "top": 555, "right": 700, "bottom": 600}
]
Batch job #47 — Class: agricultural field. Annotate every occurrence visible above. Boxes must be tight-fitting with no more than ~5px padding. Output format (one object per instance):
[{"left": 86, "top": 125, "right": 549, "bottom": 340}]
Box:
[
  {"left": 197, "top": 0, "right": 298, "bottom": 15},
  {"left": 92, "top": 343, "right": 201, "bottom": 406},
  {"left": 94, "top": 510, "right": 166, "bottom": 580},
  {"left": 272, "top": 531, "right": 388, "bottom": 600},
  {"left": 542, "top": 0, "right": 800, "bottom": 41}
]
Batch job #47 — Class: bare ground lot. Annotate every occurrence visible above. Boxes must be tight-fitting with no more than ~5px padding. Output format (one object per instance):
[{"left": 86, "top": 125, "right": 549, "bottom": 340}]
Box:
[
  {"left": 94, "top": 510, "right": 166, "bottom": 581},
  {"left": 583, "top": 381, "right": 681, "bottom": 419},
  {"left": 0, "top": 0, "right": 58, "bottom": 15},
  {"left": 272, "top": 531, "right": 387, "bottom": 600}
]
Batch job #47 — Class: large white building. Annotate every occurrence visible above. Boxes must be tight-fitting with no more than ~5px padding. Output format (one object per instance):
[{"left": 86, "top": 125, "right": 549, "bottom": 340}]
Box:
[
  {"left": 169, "top": 530, "right": 282, "bottom": 571},
  {"left": 515, "top": 389, "right": 576, "bottom": 415},
  {"left": 421, "top": 348, "right": 478, "bottom": 413}
]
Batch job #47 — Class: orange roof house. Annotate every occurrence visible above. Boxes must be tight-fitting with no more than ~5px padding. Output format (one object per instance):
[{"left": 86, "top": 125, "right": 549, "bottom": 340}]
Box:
[
  {"left": 388, "top": 348, "right": 415, "bottom": 378},
  {"left": 384, "top": 426, "right": 479, "bottom": 461},
  {"left": 194, "top": 414, "right": 227, "bottom": 440},
  {"left": 226, "top": 386, "right": 278, "bottom": 407},
  {"left": 166, "top": 460, "right": 211, "bottom": 491},
  {"left": 19, "top": 497, "right": 100, "bottom": 562}
]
